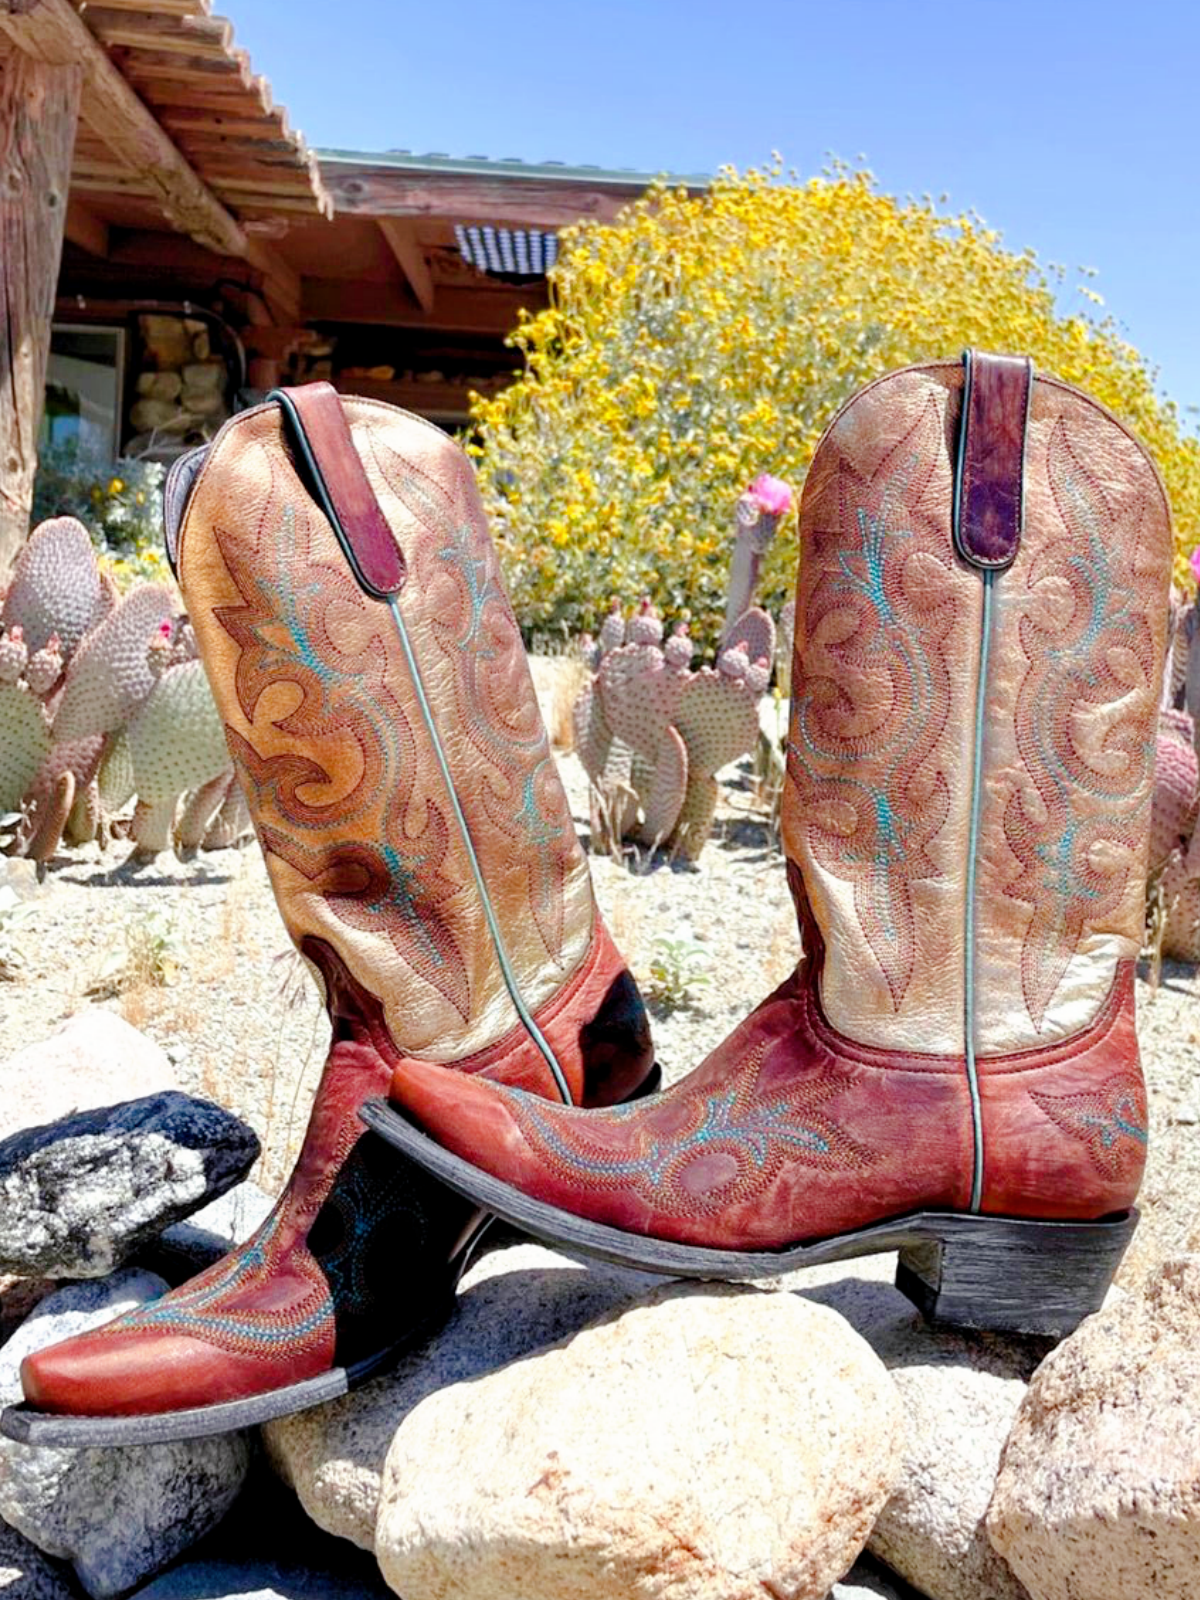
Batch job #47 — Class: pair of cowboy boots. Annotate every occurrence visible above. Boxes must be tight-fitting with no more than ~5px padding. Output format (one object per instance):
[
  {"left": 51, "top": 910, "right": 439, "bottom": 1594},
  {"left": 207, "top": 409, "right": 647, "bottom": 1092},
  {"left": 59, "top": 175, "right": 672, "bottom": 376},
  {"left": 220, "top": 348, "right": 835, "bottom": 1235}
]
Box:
[{"left": 4, "top": 351, "right": 1173, "bottom": 1446}]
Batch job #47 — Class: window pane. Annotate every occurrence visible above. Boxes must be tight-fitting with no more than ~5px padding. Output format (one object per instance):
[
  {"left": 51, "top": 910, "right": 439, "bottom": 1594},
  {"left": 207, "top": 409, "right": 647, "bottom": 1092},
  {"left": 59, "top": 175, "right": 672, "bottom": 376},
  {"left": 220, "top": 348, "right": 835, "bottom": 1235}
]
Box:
[{"left": 42, "top": 326, "right": 124, "bottom": 460}]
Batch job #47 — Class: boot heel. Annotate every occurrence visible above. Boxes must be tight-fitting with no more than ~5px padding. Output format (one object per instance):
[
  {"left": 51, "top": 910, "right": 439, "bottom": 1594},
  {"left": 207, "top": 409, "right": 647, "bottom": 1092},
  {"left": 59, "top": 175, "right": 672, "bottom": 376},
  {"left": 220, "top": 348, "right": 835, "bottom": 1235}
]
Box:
[{"left": 895, "top": 1210, "right": 1139, "bottom": 1338}]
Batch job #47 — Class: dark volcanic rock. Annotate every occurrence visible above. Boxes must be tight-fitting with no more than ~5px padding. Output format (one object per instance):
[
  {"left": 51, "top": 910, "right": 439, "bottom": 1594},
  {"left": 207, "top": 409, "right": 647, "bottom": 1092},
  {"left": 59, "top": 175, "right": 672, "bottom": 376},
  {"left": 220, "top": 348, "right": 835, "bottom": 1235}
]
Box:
[{"left": 0, "top": 1092, "right": 260, "bottom": 1277}]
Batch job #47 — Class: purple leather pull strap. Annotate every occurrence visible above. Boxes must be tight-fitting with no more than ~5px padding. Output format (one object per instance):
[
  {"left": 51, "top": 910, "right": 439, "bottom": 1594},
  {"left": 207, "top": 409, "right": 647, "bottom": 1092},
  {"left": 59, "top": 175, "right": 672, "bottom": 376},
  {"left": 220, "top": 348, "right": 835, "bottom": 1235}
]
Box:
[
  {"left": 953, "top": 350, "right": 1033, "bottom": 571},
  {"left": 272, "top": 382, "right": 406, "bottom": 598}
]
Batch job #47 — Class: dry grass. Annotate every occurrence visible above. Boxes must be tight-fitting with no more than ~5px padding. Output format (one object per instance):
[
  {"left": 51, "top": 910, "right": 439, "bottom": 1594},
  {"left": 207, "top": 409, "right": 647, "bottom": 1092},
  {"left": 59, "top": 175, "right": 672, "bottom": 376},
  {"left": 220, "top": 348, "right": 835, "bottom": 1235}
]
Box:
[{"left": 529, "top": 654, "right": 587, "bottom": 751}]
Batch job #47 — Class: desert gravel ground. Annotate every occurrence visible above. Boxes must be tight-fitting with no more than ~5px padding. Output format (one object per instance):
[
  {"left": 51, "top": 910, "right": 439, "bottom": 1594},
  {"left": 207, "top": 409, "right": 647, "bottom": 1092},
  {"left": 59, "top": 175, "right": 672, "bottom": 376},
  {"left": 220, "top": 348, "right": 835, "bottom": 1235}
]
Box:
[{"left": 0, "top": 746, "right": 1197, "bottom": 1287}]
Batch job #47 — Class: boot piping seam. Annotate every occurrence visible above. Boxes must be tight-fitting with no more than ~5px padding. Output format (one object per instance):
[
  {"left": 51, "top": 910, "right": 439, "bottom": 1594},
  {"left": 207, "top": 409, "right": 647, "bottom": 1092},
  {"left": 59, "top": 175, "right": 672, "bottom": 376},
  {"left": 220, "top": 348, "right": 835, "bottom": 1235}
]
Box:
[
  {"left": 384, "top": 595, "right": 574, "bottom": 1105},
  {"left": 962, "top": 566, "right": 993, "bottom": 1212}
]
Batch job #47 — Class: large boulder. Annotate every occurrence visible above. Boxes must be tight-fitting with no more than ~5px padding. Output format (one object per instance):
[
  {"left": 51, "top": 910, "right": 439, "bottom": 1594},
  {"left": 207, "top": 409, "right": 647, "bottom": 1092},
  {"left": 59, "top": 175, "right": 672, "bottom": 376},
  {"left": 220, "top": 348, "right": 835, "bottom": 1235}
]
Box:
[
  {"left": 374, "top": 1282, "right": 903, "bottom": 1600},
  {"left": 987, "top": 1254, "right": 1200, "bottom": 1600},
  {"left": 0, "top": 1091, "right": 260, "bottom": 1277},
  {"left": 798, "top": 1268, "right": 1035, "bottom": 1600},
  {"left": 0, "top": 1010, "right": 176, "bottom": 1143},
  {"left": 0, "top": 1516, "right": 77, "bottom": 1599},
  {"left": 0, "top": 1271, "right": 251, "bottom": 1598},
  {"left": 264, "top": 1241, "right": 659, "bottom": 1550}
]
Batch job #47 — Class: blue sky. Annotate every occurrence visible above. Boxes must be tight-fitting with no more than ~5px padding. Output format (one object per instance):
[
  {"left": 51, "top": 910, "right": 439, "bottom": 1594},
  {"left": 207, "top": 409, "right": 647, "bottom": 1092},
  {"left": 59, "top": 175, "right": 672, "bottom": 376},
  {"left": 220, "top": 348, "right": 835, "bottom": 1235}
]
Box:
[{"left": 231, "top": 0, "right": 1199, "bottom": 424}]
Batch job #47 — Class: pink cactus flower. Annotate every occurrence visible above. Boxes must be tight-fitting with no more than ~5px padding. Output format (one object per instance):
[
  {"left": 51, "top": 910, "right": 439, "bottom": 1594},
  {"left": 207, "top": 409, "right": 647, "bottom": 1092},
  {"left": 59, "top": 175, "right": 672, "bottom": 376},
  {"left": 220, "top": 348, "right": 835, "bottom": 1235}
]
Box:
[
  {"left": 1190, "top": 544, "right": 1200, "bottom": 588},
  {"left": 745, "top": 474, "right": 794, "bottom": 518}
]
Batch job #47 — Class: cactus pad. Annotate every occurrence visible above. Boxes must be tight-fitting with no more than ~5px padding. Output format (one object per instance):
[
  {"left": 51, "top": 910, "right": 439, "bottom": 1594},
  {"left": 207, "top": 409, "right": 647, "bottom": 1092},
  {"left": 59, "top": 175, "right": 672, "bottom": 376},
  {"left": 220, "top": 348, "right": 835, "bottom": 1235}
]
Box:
[
  {"left": 1151, "top": 715, "right": 1199, "bottom": 872},
  {"left": 722, "top": 607, "right": 776, "bottom": 674},
  {"left": 0, "top": 684, "right": 51, "bottom": 812},
  {"left": 127, "top": 657, "right": 230, "bottom": 806},
  {"left": 0, "top": 518, "right": 104, "bottom": 656},
  {"left": 52, "top": 585, "right": 178, "bottom": 742}
]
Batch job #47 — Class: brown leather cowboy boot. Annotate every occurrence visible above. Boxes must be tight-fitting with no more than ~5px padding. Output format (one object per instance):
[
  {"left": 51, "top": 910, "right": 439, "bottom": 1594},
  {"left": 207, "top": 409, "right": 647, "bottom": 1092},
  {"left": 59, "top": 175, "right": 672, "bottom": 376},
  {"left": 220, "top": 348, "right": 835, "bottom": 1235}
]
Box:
[
  {"left": 365, "top": 352, "right": 1172, "bottom": 1337},
  {"left": 4, "top": 386, "right": 654, "bottom": 1444}
]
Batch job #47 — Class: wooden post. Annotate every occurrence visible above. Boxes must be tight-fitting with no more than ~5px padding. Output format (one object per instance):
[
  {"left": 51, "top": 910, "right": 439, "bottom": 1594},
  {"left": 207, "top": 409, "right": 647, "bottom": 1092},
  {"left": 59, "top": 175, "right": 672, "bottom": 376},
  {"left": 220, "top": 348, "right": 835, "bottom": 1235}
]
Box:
[{"left": 0, "top": 44, "right": 81, "bottom": 576}]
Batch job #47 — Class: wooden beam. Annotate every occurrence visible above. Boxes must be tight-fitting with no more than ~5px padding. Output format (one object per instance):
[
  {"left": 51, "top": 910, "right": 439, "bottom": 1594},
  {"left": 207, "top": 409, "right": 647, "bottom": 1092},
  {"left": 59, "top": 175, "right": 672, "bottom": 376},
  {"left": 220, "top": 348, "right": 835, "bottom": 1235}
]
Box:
[
  {"left": 302, "top": 277, "right": 542, "bottom": 335},
  {"left": 105, "top": 227, "right": 301, "bottom": 324},
  {"left": 85, "top": 0, "right": 214, "bottom": 14},
  {"left": 324, "top": 163, "right": 646, "bottom": 230},
  {"left": 0, "top": 0, "right": 249, "bottom": 258},
  {"left": 244, "top": 239, "right": 300, "bottom": 323},
  {"left": 377, "top": 219, "right": 435, "bottom": 314},
  {"left": 79, "top": 9, "right": 235, "bottom": 58},
  {"left": 64, "top": 198, "right": 109, "bottom": 257},
  {"left": 0, "top": 47, "right": 82, "bottom": 574},
  {"left": 333, "top": 375, "right": 491, "bottom": 420}
]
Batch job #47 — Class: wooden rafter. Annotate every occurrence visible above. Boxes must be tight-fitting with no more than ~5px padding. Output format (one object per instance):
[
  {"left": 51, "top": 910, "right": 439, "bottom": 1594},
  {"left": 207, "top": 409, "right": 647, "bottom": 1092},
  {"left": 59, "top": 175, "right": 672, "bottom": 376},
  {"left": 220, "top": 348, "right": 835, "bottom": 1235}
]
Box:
[
  {"left": 377, "top": 219, "right": 435, "bottom": 313},
  {"left": 64, "top": 198, "right": 109, "bottom": 256},
  {"left": 0, "top": 0, "right": 249, "bottom": 257}
]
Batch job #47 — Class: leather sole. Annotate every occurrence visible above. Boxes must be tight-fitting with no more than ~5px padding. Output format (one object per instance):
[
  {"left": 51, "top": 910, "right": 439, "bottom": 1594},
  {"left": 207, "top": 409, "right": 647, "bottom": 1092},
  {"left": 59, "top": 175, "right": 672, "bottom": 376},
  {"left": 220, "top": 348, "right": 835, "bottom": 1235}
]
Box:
[
  {"left": 359, "top": 1097, "right": 1138, "bottom": 1340},
  {"left": 0, "top": 1294, "right": 455, "bottom": 1446}
]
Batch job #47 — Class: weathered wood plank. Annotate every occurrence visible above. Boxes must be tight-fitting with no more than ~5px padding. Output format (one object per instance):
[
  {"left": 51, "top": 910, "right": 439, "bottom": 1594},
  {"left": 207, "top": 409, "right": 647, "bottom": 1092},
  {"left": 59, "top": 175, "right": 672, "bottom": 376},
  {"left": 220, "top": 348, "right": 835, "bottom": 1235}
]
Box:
[
  {"left": 377, "top": 218, "right": 435, "bottom": 314},
  {"left": 81, "top": 8, "right": 234, "bottom": 57},
  {"left": 0, "top": 0, "right": 249, "bottom": 256},
  {"left": 302, "top": 277, "right": 543, "bottom": 335},
  {"left": 324, "top": 164, "right": 647, "bottom": 229},
  {"left": 64, "top": 197, "right": 109, "bottom": 256},
  {"left": 0, "top": 46, "right": 81, "bottom": 574},
  {"left": 79, "top": 0, "right": 214, "bottom": 16}
]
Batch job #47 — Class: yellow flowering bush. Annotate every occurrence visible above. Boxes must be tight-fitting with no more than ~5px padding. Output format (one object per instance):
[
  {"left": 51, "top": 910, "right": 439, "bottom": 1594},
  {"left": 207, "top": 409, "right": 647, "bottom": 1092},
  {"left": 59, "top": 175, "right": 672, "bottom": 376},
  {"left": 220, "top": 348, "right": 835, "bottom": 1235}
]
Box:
[{"left": 471, "top": 163, "right": 1200, "bottom": 643}]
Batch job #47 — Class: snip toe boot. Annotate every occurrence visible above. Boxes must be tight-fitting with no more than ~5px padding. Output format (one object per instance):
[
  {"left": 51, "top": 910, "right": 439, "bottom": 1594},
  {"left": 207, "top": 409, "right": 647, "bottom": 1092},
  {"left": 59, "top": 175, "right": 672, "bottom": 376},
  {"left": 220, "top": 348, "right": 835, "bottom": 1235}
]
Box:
[
  {"left": 4, "top": 385, "right": 654, "bottom": 1444},
  {"left": 367, "top": 352, "right": 1173, "bottom": 1337}
]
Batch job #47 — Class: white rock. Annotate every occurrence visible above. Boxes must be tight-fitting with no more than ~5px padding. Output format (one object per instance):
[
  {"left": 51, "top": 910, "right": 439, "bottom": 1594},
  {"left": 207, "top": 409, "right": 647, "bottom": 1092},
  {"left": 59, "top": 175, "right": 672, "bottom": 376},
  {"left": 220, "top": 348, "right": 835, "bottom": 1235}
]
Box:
[
  {"left": 987, "top": 1253, "right": 1200, "bottom": 1600},
  {"left": 264, "top": 1241, "right": 659, "bottom": 1550},
  {"left": 0, "top": 1010, "right": 176, "bottom": 1143},
  {"left": 0, "top": 1271, "right": 251, "bottom": 1598},
  {"left": 375, "top": 1282, "right": 903, "bottom": 1600},
  {"left": 798, "top": 1270, "right": 1035, "bottom": 1600}
]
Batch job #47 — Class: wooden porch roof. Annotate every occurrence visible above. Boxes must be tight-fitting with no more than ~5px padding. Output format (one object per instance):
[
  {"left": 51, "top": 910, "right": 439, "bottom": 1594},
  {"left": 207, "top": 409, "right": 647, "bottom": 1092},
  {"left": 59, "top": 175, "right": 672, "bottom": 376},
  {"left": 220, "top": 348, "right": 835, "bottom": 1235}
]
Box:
[{"left": 0, "top": 0, "right": 328, "bottom": 277}]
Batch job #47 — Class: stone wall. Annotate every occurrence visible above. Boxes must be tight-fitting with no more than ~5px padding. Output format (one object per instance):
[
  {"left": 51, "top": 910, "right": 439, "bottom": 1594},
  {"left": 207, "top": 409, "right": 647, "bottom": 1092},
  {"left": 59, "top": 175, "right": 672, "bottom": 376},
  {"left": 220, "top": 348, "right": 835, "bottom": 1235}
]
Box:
[{"left": 126, "top": 315, "right": 231, "bottom": 458}]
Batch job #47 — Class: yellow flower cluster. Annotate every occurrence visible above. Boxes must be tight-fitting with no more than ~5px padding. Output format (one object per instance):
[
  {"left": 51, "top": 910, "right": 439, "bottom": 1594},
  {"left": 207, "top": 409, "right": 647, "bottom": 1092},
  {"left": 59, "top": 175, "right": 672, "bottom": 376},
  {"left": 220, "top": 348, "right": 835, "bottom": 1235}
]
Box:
[{"left": 470, "top": 163, "right": 1199, "bottom": 643}]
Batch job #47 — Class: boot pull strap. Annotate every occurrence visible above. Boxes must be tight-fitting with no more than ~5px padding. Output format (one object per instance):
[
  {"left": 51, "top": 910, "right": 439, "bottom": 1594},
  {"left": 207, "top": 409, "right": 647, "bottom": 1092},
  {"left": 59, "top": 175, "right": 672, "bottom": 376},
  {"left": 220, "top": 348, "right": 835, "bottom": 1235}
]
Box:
[
  {"left": 270, "top": 382, "right": 407, "bottom": 599},
  {"left": 953, "top": 349, "right": 1033, "bottom": 571}
]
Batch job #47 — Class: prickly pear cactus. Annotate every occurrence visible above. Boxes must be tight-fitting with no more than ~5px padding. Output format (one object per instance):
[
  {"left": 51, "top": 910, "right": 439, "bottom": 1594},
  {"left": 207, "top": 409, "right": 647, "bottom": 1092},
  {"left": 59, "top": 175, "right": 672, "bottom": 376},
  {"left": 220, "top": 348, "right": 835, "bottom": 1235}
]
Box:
[
  {"left": 52, "top": 585, "right": 178, "bottom": 743},
  {"left": 97, "top": 725, "right": 136, "bottom": 816},
  {"left": 0, "top": 517, "right": 107, "bottom": 655},
  {"left": 0, "top": 679, "right": 52, "bottom": 812},
  {"left": 1152, "top": 711, "right": 1199, "bottom": 869},
  {"left": 126, "top": 657, "right": 231, "bottom": 857},
  {"left": 16, "top": 734, "right": 106, "bottom": 868},
  {"left": 573, "top": 594, "right": 775, "bottom": 860},
  {"left": 202, "top": 776, "right": 253, "bottom": 852},
  {"left": 671, "top": 642, "right": 771, "bottom": 859},
  {"left": 1150, "top": 708, "right": 1200, "bottom": 961}
]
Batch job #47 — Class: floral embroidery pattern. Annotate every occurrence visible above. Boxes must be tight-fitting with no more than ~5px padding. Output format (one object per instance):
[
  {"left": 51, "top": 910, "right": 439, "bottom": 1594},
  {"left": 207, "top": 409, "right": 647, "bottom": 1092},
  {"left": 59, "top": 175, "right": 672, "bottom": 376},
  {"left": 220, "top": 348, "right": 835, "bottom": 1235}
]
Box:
[
  {"left": 1030, "top": 1073, "right": 1148, "bottom": 1180},
  {"left": 788, "top": 398, "right": 958, "bottom": 1008},
  {"left": 1004, "top": 418, "right": 1159, "bottom": 1028},
  {"left": 505, "top": 1042, "right": 872, "bottom": 1216},
  {"left": 212, "top": 461, "right": 470, "bottom": 1018}
]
